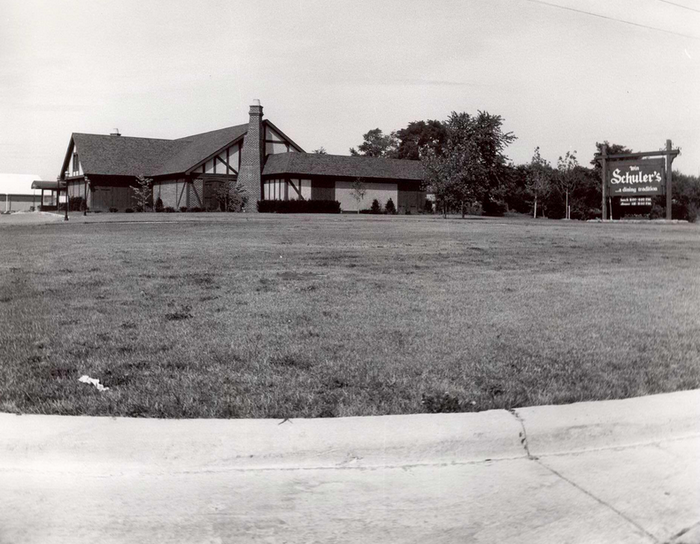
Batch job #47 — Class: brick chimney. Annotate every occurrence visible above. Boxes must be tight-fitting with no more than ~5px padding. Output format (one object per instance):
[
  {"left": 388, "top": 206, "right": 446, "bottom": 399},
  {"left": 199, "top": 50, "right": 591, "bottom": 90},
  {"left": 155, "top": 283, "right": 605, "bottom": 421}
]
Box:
[{"left": 238, "top": 99, "right": 264, "bottom": 211}]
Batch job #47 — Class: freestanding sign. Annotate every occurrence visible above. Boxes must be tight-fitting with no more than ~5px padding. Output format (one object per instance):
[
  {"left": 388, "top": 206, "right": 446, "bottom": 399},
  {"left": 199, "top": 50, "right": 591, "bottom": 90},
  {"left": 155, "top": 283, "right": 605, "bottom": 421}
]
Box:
[
  {"left": 607, "top": 159, "right": 665, "bottom": 196},
  {"left": 597, "top": 140, "right": 679, "bottom": 220}
]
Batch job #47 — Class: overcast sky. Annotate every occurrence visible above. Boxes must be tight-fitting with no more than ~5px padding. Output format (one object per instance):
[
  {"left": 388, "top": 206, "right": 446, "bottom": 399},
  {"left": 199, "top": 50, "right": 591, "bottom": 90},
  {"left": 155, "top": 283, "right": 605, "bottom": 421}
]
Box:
[{"left": 1, "top": 0, "right": 698, "bottom": 181}]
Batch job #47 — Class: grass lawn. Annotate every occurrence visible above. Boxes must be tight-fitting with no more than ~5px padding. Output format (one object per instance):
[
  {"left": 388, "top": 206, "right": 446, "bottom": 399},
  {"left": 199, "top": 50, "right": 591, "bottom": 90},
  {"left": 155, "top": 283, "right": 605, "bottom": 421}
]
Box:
[{"left": 1, "top": 212, "right": 699, "bottom": 418}]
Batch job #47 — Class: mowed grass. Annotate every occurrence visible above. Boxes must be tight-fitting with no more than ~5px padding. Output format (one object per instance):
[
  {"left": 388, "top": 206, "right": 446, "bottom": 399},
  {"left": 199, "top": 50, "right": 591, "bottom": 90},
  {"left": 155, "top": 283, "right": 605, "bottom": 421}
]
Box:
[{"left": 1, "top": 212, "right": 699, "bottom": 418}]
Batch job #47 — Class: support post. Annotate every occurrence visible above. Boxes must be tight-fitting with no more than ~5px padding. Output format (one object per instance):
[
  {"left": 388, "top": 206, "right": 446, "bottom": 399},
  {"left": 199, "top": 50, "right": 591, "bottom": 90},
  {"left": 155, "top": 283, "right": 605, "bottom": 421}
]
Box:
[
  {"left": 666, "top": 139, "right": 673, "bottom": 220},
  {"left": 601, "top": 144, "right": 608, "bottom": 220}
]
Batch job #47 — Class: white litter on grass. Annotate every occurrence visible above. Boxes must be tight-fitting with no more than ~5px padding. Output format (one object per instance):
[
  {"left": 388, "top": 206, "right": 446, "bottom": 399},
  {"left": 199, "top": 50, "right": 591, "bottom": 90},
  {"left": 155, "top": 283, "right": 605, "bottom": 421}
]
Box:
[{"left": 78, "top": 375, "right": 110, "bottom": 392}]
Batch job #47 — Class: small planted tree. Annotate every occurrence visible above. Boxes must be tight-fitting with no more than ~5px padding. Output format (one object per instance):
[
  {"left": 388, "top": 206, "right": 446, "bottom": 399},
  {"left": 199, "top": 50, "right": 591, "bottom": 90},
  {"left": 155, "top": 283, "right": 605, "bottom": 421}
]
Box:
[
  {"left": 351, "top": 178, "right": 367, "bottom": 213},
  {"left": 370, "top": 199, "right": 381, "bottom": 214},
  {"left": 385, "top": 198, "right": 396, "bottom": 215},
  {"left": 526, "top": 148, "right": 553, "bottom": 218},
  {"left": 132, "top": 175, "right": 153, "bottom": 212},
  {"left": 556, "top": 151, "right": 580, "bottom": 220},
  {"left": 214, "top": 179, "right": 248, "bottom": 212}
]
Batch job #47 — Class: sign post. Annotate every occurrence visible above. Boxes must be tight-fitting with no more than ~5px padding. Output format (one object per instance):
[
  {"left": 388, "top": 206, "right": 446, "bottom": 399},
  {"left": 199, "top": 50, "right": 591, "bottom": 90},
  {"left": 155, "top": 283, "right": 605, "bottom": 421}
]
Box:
[
  {"left": 596, "top": 141, "right": 680, "bottom": 220},
  {"left": 666, "top": 140, "right": 673, "bottom": 220},
  {"left": 601, "top": 144, "right": 607, "bottom": 220}
]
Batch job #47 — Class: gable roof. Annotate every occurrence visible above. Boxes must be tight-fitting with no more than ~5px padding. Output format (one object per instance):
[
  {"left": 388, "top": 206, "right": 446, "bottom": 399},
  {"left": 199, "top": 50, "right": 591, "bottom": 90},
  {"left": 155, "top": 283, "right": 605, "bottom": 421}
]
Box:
[
  {"left": 64, "top": 123, "right": 251, "bottom": 179},
  {"left": 262, "top": 152, "right": 425, "bottom": 181}
]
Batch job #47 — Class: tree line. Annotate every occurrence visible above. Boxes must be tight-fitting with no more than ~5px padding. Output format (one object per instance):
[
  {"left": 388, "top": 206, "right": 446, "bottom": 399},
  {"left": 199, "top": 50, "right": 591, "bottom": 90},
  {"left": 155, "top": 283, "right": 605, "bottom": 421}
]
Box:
[{"left": 348, "top": 117, "right": 700, "bottom": 222}]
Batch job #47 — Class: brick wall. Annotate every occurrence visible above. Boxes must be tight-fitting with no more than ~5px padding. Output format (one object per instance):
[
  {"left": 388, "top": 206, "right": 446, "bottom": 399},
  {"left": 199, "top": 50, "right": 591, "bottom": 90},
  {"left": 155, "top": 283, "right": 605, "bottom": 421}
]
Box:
[{"left": 238, "top": 103, "right": 264, "bottom": 211}]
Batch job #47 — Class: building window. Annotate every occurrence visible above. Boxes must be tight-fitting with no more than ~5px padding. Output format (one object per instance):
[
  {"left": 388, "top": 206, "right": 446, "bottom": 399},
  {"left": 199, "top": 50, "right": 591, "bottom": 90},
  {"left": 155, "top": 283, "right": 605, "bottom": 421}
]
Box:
[{"left": 72, "top": 153, "right": 79, "bottom": 174}]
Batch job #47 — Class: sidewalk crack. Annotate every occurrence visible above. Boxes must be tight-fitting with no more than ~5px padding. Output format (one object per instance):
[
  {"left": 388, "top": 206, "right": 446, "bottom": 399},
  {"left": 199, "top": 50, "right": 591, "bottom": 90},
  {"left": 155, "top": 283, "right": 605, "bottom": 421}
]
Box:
[
  {"left": 508, "top": 408, "right": 660, "bottom": 543},
  {"left": 507, "top": 408, "right": 537, "bottom": 460},
  {"left": 535, "top": 459, "right": 660, "bottom": 543},
  {"left": 665, "top": 520, "right": 700, "bottom": 543}
]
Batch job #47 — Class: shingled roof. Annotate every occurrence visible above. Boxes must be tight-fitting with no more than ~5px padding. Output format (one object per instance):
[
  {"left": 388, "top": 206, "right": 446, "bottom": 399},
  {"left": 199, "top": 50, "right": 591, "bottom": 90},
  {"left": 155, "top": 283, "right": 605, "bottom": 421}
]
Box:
[
  {"left": 262, "top": 152, "right": 425, "bottom": 181},
  {"left": 68, "top": 123, "right": 248, "bottom": 178}
]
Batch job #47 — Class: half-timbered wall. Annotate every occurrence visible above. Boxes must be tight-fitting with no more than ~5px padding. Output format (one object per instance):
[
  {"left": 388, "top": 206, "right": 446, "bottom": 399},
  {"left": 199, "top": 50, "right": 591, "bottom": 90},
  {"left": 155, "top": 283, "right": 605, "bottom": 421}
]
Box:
[
  {"left": 65, "top": 141, "right": 84, "bottom": 178},
  {"left": 265, "top": 126, "right": 297, "bottom": 156},
  {"left": 263, "top": 178, "right": 311, "bottom": 201},
  {"left": 192, "top": 142, "right": 241, "bottom": 176},
  {"left": 153, "top": 178, "right": 204, "bottom": 209}
]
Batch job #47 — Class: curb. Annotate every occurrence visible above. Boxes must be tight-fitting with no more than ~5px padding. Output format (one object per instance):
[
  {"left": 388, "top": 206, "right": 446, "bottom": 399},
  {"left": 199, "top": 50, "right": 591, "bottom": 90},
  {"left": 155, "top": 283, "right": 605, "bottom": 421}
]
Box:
[
  {"left": 1, "top": 390, "right": 698, "bottom": 472},
  {"left": 516, "top": 389, "right": 700, "bottom": 456},
  {"left": 0, "top": 409, "right": 524, "bottom": 472}
]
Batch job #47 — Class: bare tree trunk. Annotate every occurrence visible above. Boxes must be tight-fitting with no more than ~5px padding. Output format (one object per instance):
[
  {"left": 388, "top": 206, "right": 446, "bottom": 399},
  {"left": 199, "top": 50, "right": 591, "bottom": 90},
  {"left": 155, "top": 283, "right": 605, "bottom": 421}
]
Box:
[
  {"left": 533, "top": 197, "right": 537, "bottom": 219},
  {"left": 565, "top": 190, "right": 569, "bottom": 219},
  {"left": 461, "top": 201, "right": 465, "bottom": 219}
]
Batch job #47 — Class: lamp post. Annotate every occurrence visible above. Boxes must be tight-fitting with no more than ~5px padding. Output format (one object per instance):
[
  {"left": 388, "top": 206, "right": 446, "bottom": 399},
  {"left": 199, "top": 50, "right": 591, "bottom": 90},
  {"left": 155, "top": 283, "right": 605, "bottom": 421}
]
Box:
[
  {"left": 84, "top": 176, "right": 89, "bottom": 216},
  {"left": 62, "top": 178, "right": 69, "bottom": 221}
]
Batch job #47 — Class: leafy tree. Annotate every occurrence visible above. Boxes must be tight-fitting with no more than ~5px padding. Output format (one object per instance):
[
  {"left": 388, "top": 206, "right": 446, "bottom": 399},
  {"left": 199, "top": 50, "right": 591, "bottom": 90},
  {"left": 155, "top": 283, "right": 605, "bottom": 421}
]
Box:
[
  {"left": 312, "top": 147, "right": 327, "bottom": 154},
  {"left": 591, "top": 142, "right": 633, "bottom": 173},
  {"left": 350, "top": 178, "right": 367, "bottom": 212},
  {"left": 556, "top": 151, "right": 581, "bottom": 220},
  {"left": 370, "top": 198, "right": 381, "bottom": 214},
  {"left": 214, "top": 179, "right": 248, "bottom": 212},
  {"left": 394, "top": 120, "right": 448, "bottom": 160},
  {"left": 350, "top": 128, "right": 398, "bottom": 158},
  {"left": 132, "top": 175, "right": 153, "bottom": 212},
  {"left": 525, "top": 147, "right": 554, "bottom": 218},
  {"left": 421, "top": 111, "right": 516, "bottom": 218},
  {"left": 668, "top": 170, "right": 700, "bottom": 222}
]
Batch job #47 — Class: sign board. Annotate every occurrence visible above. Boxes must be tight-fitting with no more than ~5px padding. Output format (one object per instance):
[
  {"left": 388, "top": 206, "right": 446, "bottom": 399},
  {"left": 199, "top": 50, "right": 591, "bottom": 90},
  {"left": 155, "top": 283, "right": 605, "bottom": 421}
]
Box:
[
  {"left": 607, "top": 159, "right": 665, "bottom": 196},
  {"left": 619, "top": 197, "right": 652, "bottom": 207}
]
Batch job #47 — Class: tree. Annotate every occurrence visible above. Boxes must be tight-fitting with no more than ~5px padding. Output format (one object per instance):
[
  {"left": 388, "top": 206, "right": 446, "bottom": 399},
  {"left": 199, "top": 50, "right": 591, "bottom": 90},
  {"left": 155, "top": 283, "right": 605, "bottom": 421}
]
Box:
[
  {"left": 350, "top": 178, "right": 367, "bottom": 212},
  {"left": 591, "top": 142, "right": 633, "bottom": 172},
  {"left": 349, "top": 128, "right": 398, "bottom": 158},
  {"left": 385, "top": 198, "right": 396, "bottom": 214},
  {"left": 214, "top": 179, "right": 248, "bottom": 212},
  {"left": 370, "top": 199, "right": 381, "bottom": 214},
  {"left": 394, "top": 120, "right": 448, "bottom": 160},
  {"left": 525, "top": 147, "right": 554, "bottom": 218},
  {"left": 556, "top": 151, "right": 581, "bottom": 220},
  {"left": 421, "top": 111, "right": 516, "bottom": 218},
  {"left": 132, "top": 175, "right": 153, "bottom": 212},
  {"left": 312, "top": 147, "right": 327, "bottom": 154}
]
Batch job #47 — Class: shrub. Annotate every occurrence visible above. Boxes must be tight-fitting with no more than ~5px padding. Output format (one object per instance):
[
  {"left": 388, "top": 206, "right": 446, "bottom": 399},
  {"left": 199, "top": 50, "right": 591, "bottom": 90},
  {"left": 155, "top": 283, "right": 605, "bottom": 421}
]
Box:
[
  {"left": 189, "top": 206, "right": 204, "bottom": 212},
  {"left": 483, "top": 199, "right": 508, "bottom": 217},
  {"left": 135, "top": 205, "right": 144, "bottom": 212},
  {"left": 370, "top": 199, "right": 381, "bottom": 214},
  {"left": 257, "top": 200, "right": 341, "bottom": 214},
  {"left": 180, "top": 206, "right": 188, "bottom": 213},
  {"left": 69, "top": 196, "right": 84, "bottom": 211},
  {"left": 649, "top": 204, "right": 664, "bottom": 219},
  {"left": 421, "top": 392, "right": 462, "bottom": 413},
  {"left": 687, "top": 203, "right": 698, "bottom": 223},
  {"left": 109, "top": 207, "right": 118, "bottom": 213},
  {"left": 155, "top": 198, "right": 164, "bottom": 212},
  {"left": 423, "top": 199, "right": 434, "bottom": 214},
  {"left": 385, "top": 198, "right": 396, "bottom": 215},
  {"left": 165, "top": 206, "right": 176, "bottom": 213},
  {"left": 125, "top": 208, "right": 134, "bottom": 213}
]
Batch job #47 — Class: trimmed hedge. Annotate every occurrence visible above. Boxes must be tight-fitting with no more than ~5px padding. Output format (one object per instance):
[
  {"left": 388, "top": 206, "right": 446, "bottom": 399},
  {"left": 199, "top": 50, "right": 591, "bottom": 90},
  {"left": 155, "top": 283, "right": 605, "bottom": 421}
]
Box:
[{"left": 257, "top": 200, "right": 341, "bottom": 214}]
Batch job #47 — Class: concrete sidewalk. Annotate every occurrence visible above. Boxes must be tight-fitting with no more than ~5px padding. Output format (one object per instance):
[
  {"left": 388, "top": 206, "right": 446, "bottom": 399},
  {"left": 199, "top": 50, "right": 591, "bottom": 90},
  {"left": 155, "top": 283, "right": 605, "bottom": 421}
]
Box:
[{"left": 1, "top": 390, "right": 698, "bottom": 543}]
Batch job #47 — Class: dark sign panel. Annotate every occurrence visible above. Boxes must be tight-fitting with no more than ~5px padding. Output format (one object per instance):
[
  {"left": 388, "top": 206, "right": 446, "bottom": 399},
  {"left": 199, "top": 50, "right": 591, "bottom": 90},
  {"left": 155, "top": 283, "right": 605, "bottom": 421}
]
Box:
[
  {"left": 607, "top": 159, "right": 665, "bottom": 196},
  {"left": 619, "top": 197, "right": 652, "bottom": 207}
]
